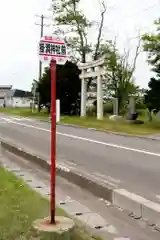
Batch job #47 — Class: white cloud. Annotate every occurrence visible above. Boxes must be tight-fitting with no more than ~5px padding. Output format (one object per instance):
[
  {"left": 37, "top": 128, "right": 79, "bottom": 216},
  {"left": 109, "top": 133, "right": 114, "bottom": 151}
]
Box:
[{"left": 0, "top": 0, "right": 159, "bottom": 90}]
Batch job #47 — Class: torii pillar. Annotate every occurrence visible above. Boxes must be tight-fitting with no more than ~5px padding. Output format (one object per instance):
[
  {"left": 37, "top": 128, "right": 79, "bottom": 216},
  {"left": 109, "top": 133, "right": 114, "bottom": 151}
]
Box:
[{"left": 78, "top": 57, "right": 105, "bottom": 120}]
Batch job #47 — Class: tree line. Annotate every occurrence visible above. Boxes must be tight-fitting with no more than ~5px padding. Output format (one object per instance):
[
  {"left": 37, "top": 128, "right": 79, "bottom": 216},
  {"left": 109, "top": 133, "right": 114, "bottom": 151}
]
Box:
[{"left": 32, "top": 0, "right": 160, "bottom": 120}]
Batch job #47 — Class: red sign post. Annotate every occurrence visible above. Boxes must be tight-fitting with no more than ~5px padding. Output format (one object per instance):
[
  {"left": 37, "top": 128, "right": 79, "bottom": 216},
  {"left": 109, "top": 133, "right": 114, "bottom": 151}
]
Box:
[
  {"left": 50, "top": 59, "right": 56, "bottom": 223},
  {"left": 39, "top": 36, "right": 68, "bottom": 224}
]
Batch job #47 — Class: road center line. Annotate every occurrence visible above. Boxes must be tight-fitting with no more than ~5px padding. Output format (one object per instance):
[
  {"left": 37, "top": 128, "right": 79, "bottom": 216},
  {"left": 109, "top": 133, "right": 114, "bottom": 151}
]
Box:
[{"left": 2, "top": 117, "right": 160, "bottom": 157}]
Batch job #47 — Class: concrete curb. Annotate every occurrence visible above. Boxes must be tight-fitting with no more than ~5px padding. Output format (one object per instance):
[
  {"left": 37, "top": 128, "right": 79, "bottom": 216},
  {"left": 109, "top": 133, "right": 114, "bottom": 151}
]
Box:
[
  {"left": 1, "top": 140, "right": 160, "bottom": 227},
  {"left": 0, "top": 141, "right": 112, "bottom": 203}
]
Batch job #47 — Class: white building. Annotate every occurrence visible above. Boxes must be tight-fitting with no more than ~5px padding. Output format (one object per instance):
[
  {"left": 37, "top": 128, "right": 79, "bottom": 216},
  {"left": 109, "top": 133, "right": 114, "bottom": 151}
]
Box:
[
  {"left": 5, "top": 89, "right": 32, "bottom": 108},
  {"left": 0, "top": 85, "right": 12, "bottom": 107}
]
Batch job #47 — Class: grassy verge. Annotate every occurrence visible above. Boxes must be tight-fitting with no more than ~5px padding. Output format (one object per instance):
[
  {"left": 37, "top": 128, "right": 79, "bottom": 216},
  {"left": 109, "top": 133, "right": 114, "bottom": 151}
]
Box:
[
  {"left": 61, "top": 116, "right": 160, "bottom": 136},
  {"left": 0, "top": 108, "right": 49, "bottom": 120},
  {"left": 0, "top": 167, "right": 95, "bottom": 240}
]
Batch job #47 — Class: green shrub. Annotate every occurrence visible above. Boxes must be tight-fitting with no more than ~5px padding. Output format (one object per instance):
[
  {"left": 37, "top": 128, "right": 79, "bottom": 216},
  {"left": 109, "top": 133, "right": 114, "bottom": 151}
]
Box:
[
  {"left": 136, "top": 102, "right": 146, "bottom": 110},
  {"left": 137, "top": 109, "right": 145, "bottom": 116}
]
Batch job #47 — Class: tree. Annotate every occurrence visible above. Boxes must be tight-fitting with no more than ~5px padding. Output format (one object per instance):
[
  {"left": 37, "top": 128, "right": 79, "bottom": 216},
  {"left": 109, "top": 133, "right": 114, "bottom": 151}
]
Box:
[
  {"left": 142, "top": 18, "right": 160, "bottom": 76},
  {"left": 100, "top": 39, "right": 140, "bottom": 113},
  {"left": 52, "top": 0, "right": 107, "bottom": 64},
  {"left": 144, "top": 77, "right": 160, "bottom": 121},
  {"left": 93, "top": 1, "right": 107, "bottom": 60},
  {"left": 37, "top": 68, "right": 51, "bottom": 112},
  {"left": 37, "top": 61, "right": 81, "bottom": 115}
]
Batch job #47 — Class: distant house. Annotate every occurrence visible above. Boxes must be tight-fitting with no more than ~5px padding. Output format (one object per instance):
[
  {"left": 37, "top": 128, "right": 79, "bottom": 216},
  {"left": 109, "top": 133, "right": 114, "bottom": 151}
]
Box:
[
  {"left": 5, "top": 89, "right": 33, "bottom": 108},
  {"left": 0, "top": 85, "right": 12, "bottom": 107}
]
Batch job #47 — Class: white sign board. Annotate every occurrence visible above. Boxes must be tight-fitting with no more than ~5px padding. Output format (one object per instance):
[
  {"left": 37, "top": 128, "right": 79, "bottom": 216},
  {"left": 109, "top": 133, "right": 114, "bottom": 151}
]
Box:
[{"left": 39, "top": 36, "right": 68, "bottom": 65}]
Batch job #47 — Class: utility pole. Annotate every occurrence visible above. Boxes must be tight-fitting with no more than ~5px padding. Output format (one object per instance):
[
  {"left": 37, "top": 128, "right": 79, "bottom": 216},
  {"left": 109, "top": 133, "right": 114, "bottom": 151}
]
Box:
[
  {"left": 34, "top": 14, "right": 50, "bottom": 111},
  {"left": 39, "top": 15, "right": 44, "bottom": 81},
  {"left": 35, "top": 14, "right": 48, "bottom": 81}
]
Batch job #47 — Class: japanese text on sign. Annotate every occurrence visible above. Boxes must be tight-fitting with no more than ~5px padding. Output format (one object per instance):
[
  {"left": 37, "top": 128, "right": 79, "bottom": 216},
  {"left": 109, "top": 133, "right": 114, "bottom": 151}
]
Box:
[{"left": 39, "top": 42, "right": 67, "bottom": 56}]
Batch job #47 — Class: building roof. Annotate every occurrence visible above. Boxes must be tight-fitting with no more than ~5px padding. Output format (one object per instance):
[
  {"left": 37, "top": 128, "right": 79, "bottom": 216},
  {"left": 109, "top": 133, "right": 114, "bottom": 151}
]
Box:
[
  {"left": 0, "top": 85, "right": 12, "bottom": 90},
  {"left": 6, "top": 89, "right": 33, "bottom": 98},
  {"left": 0, "top": 85, "right": 12, "bottom": 98}
]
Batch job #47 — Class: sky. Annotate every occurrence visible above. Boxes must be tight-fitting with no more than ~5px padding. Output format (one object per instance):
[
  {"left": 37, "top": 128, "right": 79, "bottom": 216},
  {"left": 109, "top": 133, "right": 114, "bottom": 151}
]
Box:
[{"left": 0, "top": 0, "right": 160, "bottom": 91}]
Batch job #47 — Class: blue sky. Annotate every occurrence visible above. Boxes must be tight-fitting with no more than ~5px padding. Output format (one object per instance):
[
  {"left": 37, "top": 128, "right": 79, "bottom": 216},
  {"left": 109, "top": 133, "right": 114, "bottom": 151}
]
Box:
[{"left": 0, "top": 0, "right": 160, "bottom": 90}]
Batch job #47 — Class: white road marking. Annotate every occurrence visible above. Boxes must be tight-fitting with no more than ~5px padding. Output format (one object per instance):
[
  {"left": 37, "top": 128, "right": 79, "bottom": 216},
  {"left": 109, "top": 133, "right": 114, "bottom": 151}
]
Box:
[
  {"left": 10, "top": 117, "right": 23, "bottom": 121},
  {"left": 2, "top": 117, "right": 160, "bottom": 157},
  {"left": 9, "top": 117, "right": 33, "bottom": 121}
]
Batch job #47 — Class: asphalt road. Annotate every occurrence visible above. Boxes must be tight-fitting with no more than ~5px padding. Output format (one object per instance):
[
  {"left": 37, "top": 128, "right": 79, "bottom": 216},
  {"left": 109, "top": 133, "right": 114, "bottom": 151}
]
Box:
[{"left": 0, "top": 114, "right": 160, "bottom": 204}]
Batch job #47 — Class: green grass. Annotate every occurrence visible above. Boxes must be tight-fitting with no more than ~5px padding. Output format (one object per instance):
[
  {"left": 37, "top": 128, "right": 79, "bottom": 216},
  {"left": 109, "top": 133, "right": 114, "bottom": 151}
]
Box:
[
  {"left": 0, "top": 108, "right": 49, "bottom": 120},
  {"left": 61, "top": 116, "right": 160, "bottom": 136},
  {"left": 0, "top": 167, "right": 96, "bottom": 240}
]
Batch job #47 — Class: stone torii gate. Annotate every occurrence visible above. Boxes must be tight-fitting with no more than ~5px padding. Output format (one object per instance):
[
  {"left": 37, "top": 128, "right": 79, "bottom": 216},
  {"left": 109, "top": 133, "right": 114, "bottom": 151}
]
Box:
[{"left": 78, "top": 56, "right": 105, "bottom": 120}]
